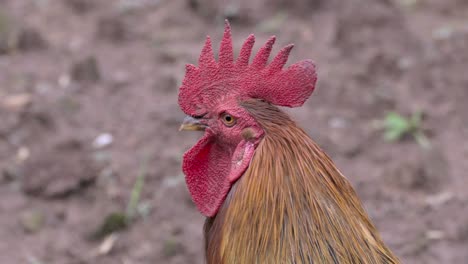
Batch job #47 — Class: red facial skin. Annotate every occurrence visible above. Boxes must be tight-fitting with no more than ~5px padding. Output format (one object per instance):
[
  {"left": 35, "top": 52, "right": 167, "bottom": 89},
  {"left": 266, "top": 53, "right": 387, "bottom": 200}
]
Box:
[{"left": 182, "top": 98, "right": 264, "bottom": 217}]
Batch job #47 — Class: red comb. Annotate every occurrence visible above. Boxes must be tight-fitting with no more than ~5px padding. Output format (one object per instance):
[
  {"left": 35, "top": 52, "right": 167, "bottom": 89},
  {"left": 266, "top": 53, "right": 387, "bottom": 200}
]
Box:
[{"left": 178, "top": 21, "right": 317, "bottom": 116}]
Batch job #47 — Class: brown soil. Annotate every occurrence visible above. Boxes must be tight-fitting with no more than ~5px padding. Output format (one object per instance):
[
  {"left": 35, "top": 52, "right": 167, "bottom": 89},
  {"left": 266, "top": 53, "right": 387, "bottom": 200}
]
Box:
[{"left": 1, "top": 0, "right": 467, "bottom": 263}]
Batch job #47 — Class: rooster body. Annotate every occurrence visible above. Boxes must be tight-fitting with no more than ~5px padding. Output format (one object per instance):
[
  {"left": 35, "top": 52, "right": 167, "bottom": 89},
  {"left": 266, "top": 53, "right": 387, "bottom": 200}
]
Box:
[{"left": 179, "top": 22, "right": 399, "bottom": 263}]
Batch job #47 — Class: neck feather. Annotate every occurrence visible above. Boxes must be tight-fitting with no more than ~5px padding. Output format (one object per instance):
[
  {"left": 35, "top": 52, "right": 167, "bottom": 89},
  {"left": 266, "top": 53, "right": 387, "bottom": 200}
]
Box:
[{"left": 204, "top": 100, "right": 399, "bottom": 264}]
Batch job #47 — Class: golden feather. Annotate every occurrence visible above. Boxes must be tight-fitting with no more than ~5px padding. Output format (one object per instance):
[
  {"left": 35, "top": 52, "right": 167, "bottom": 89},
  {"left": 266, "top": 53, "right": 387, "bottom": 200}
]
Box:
[{"left": 204, "top": 100, "right": 399, "bottom": 264}]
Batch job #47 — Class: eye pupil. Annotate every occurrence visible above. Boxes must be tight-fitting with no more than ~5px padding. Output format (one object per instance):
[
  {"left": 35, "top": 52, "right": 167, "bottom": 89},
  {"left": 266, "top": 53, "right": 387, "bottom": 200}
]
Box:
[{"left": 221, "top": 114, "right": 235, "bottom": 126}]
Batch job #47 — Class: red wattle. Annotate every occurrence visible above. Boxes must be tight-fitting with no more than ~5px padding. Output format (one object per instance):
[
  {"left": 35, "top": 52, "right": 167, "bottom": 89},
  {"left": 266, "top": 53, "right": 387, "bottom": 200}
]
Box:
[
  {"left": 182, "top": 133, "right": 233, "bottom": 216},
  {"left": 183, "top": 133, "right": 255, "bottom": 216}
]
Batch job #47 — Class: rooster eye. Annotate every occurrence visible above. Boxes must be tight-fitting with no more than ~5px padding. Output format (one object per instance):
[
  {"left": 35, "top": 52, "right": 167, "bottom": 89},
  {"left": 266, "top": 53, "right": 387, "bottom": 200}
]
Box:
[{"left": 221, "top": 113, "right": 236, "bottom": 127}]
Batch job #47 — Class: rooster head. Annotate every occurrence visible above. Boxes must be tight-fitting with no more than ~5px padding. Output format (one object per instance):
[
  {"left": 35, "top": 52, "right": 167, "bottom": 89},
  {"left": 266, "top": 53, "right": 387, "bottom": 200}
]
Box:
[{"left": 178, "top": 21, "right": 317, "bottom": 216}]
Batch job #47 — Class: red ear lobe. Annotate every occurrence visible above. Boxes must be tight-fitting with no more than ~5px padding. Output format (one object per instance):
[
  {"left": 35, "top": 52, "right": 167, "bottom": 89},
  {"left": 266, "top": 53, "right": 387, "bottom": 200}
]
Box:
[{"left": 228, "top": 140, "right": 256, "bottom": 183}]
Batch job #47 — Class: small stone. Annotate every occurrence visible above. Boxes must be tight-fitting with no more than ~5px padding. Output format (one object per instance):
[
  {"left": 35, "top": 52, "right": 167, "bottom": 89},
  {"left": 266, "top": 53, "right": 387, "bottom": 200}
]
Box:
[
  {"left": 1, "top": 93, "right": 32, "bottom": 111},
  {"left": 328, "top": 116, "right": 348, "bottom": 129},
  {"left": 92, "top": 133, "right": 113, "bottom": 149},
  {"left": 97, "top": 234, "right": 118, "bottom": 256},
  {"left": 58, "top": 74, "right": 71, "bottom": 88},
  {"left": 425, "top": 230, "right": 445, "bottom": 240},
  {"left": 20, "top": 210, "right": 45, "bottom": 233},
  {"left": 16, "top": 146, "right": 30, "bottom": 163},
  {"left": 425, "top": 191, "right": 454, "bottom": 207}
]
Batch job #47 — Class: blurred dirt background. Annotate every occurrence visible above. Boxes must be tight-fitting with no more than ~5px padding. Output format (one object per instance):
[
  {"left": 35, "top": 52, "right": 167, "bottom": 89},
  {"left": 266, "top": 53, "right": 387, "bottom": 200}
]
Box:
[{"left": 1, "top": 0, "right": 467, "bottom": 263}]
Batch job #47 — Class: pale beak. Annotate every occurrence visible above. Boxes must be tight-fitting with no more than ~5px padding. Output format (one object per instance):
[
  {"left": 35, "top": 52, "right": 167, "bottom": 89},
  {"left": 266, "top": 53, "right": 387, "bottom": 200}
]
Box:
[{"left": 179, "top": 116, "right": 206, "bottom": 131}]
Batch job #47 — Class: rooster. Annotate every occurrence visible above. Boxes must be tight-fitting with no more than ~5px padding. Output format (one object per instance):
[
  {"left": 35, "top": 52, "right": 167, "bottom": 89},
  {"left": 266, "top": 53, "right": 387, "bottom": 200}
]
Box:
[{"left": 178, "top": 21, "right": 399, "bottom": 264}]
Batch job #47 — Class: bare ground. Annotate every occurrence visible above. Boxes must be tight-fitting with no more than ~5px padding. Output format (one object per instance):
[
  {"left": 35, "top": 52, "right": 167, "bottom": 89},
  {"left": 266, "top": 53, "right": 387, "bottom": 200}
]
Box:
[{"left": 0, "top": 0, "right": 467, "bottom": 263}]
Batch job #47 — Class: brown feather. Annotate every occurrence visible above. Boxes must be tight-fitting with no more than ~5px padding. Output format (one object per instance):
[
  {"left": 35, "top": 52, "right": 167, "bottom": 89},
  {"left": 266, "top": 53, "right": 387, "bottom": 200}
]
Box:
[{"left": 205, "top": 99, "right": 399, "bottom": 264}]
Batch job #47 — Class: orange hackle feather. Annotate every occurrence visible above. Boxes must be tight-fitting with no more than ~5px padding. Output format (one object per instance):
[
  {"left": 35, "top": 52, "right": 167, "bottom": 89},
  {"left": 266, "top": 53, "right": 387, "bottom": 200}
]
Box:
[{"left": 204, "top": 100, "right": 400, "bottom": 264}]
